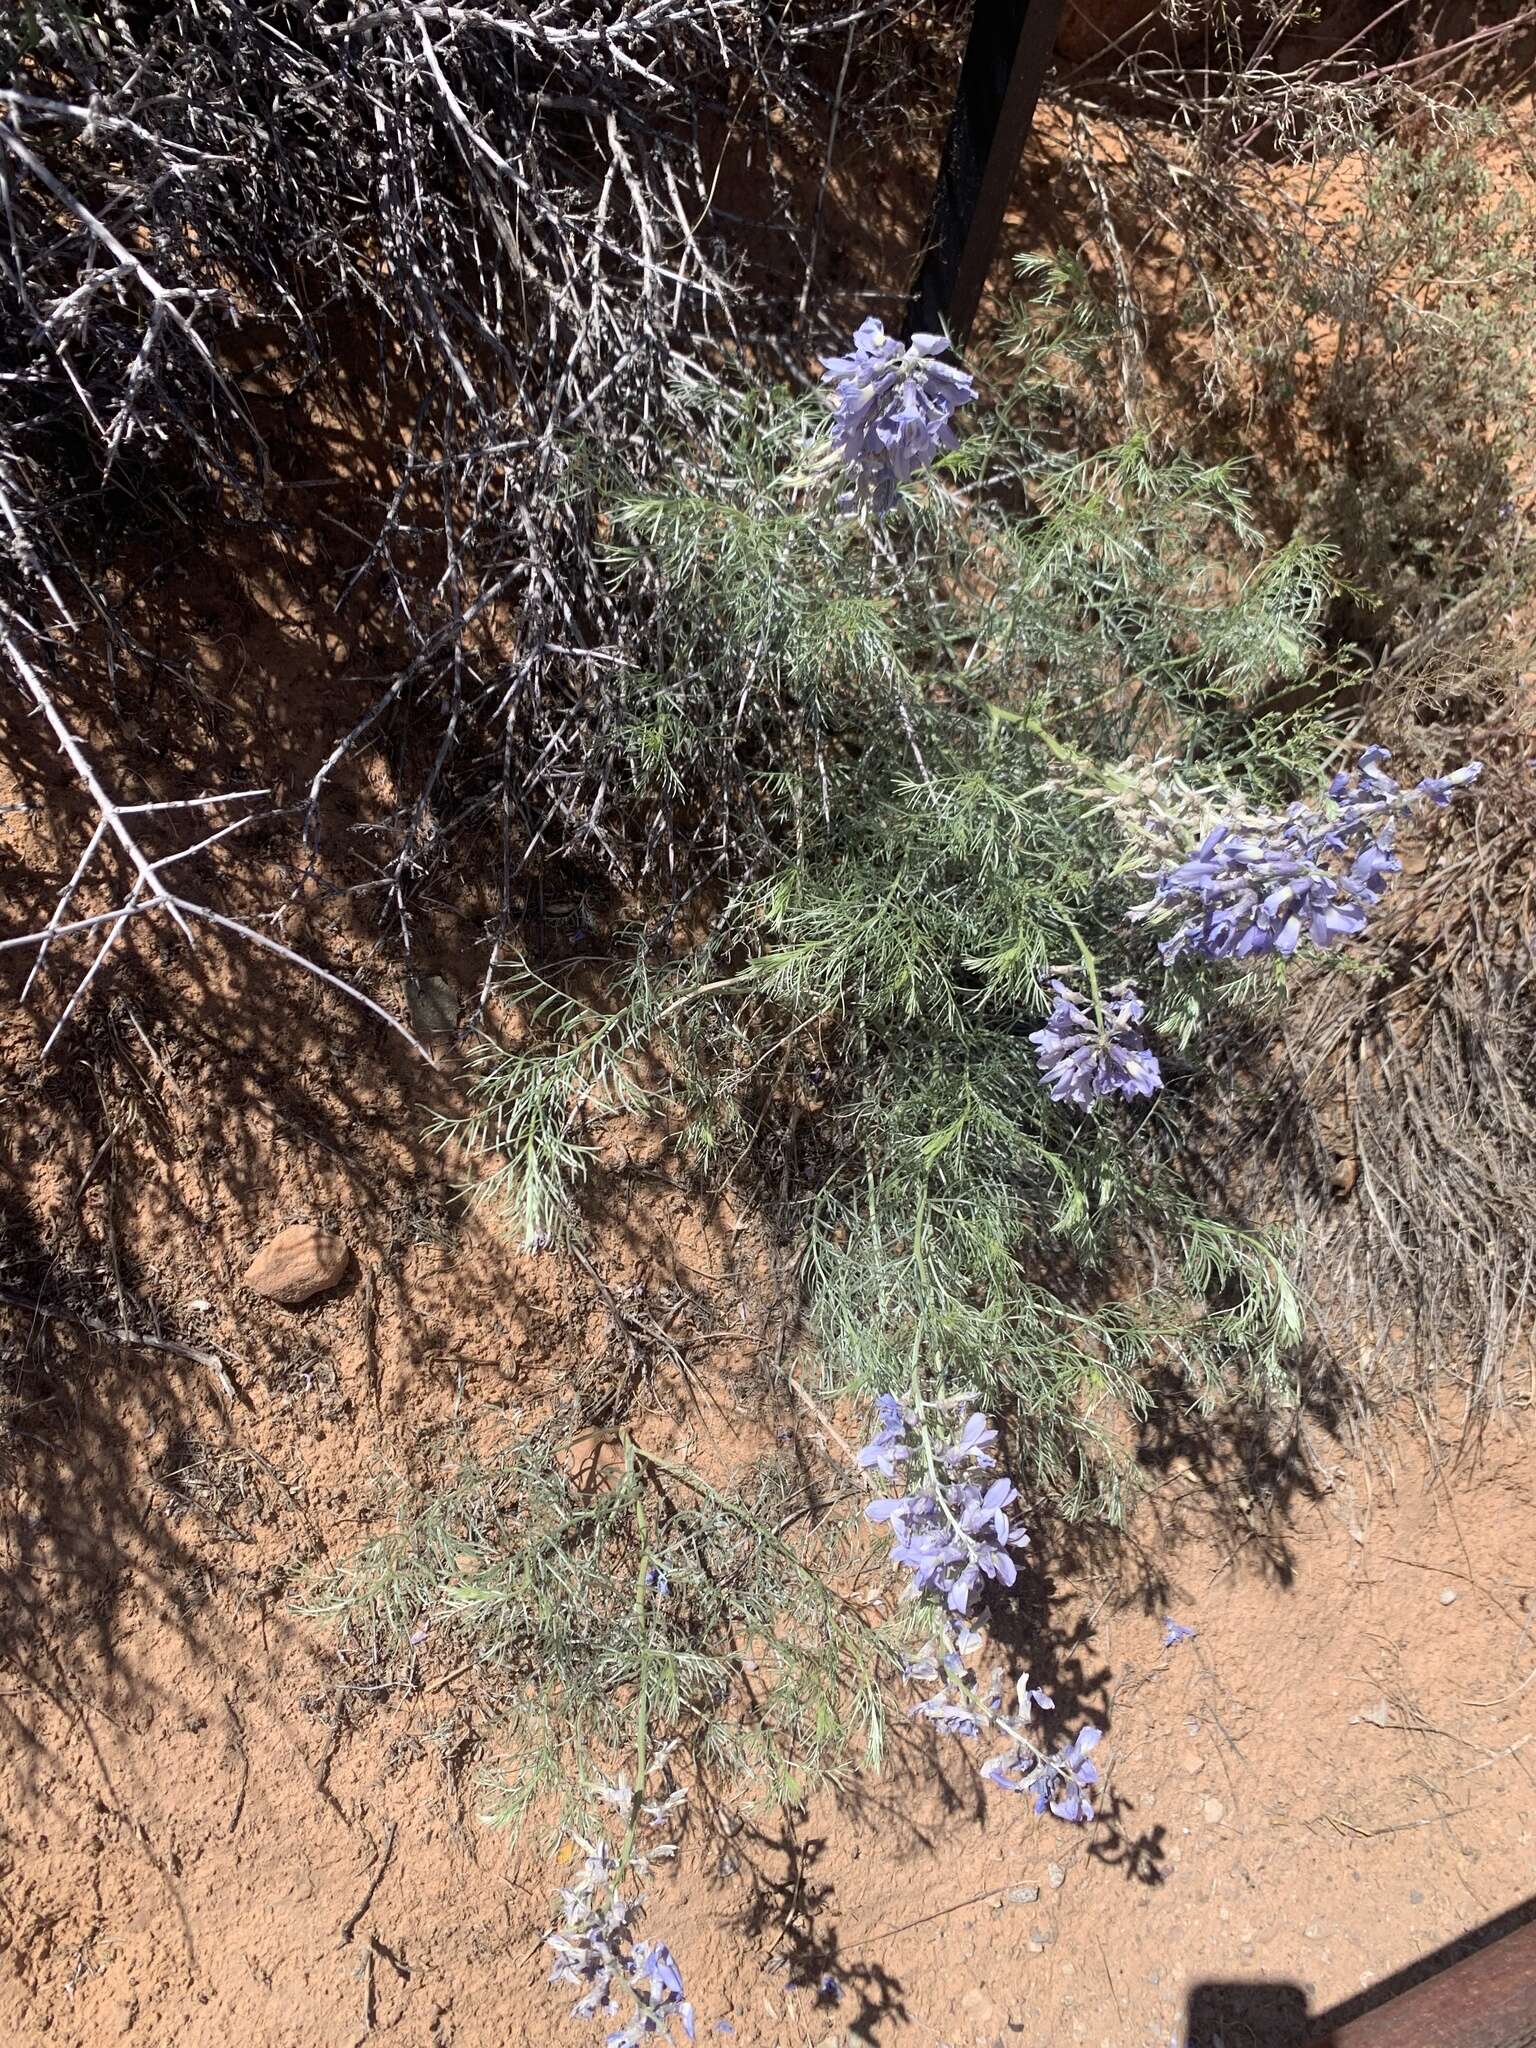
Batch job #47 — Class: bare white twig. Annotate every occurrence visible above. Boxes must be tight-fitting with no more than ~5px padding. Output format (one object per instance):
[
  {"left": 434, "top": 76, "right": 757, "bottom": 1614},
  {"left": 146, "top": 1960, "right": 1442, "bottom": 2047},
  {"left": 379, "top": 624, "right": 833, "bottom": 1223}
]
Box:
[{"left": 2, "top": 630, "right": 429, "bottom": 1060}]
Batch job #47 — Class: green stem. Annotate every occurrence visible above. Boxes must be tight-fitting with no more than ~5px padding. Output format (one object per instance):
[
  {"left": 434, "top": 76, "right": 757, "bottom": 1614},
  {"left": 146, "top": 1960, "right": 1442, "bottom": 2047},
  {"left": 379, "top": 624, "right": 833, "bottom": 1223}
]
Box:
[
  {"left": 619, "top": 1439, "right": 652, "bottom": 1880},
  {"left": 626, "top": 1443, "right": 899, "bottom": 1671},
  {"left": 1056, "top": 910, "right": 1103, "bottom": 1019}
]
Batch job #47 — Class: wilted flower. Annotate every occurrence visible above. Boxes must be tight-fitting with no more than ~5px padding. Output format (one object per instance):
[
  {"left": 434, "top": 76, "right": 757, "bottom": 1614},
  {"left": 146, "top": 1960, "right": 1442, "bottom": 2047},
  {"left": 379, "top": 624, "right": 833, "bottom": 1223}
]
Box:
[
  {"left": 855, "top": 1393, "right": 913, "bottom": 1481},
  {"left": 546, "top": 1840, "right": 695, "bottom": 2044},
  {"left": 910, "top": 1692, "right": 985, "bottom": 1739},
  {"left": 978, "top": 1719, "right": 1103, "bottom": 1822},
  {"left": 1161, "top": 1617, "right": 1196, "bottom": 1648},
  {"left": 628, "top": 1943, "right": 694, "bottom": 2043},
  {"left": 1017, "top": 1672, "right": 1054, "bottom": 1714},
  {"left": 1029, "top": 979, "right": 1163, "bottom": 1109},
  {"left": 641, "top": 1789, "right": 688, "bottom": 1828},
  {"left": 821, "top": 319, "right": 976, "bottom": 514},
  {"left": 898, "top": 1645, "right": 942, "bottom": 1685},
  {"left": 1028, "top": 1724, "right": 1104, "bottom": 1824},
  {"left": 1138, "top": 749, "right": 1482, "bottom": 966}
]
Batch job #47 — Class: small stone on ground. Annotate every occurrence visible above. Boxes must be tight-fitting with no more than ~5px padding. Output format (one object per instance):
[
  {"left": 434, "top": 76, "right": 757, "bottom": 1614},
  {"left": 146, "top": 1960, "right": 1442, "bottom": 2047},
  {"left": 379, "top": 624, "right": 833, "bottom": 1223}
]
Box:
[{"left": 242, "top": 1223, "right": 351, "bottom": 1304}]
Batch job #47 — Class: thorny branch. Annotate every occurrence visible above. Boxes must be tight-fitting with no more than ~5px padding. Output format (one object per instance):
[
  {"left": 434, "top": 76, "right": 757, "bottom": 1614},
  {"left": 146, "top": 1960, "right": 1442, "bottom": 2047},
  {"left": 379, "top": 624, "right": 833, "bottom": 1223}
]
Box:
[{"left": 1, "top": 0, "right": 922, "bottom": 1048}]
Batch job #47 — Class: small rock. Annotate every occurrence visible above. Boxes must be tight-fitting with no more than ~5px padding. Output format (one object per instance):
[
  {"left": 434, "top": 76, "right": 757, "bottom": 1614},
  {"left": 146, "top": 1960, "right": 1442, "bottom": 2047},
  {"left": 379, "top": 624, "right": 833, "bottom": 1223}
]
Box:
[
  {"left": 1203, "top": 1797, "right": 1226, "bottom": 1825},
  {"left": 1046, "top": 1862, "right": 1066, "bottom": 1890},
  {"left": 1304, "top": 1921, "right": 1325, "bottom": 1940},
  {"left": 1180, "top": 1749, "right": 1205, "bottom": 1775},
  {"left": 1146, "top": 1969, "right": 1162, "bottom": 1987},
  {"left": 1353, "top": 1698, "right": 1393, "bottom": 1728},
  {"left": 1440, "top": 1587, "right": 1458, "bottom": 1606},
  {"left": 1409, "top": 1889, "right": 1424, "bottom": 1904},
  {"left": 242, "top": 1224, "right": 350, "bottom": 1305},
  {"left": 1006, "top": 1884, "right": 1039, "bottom": 1906}
]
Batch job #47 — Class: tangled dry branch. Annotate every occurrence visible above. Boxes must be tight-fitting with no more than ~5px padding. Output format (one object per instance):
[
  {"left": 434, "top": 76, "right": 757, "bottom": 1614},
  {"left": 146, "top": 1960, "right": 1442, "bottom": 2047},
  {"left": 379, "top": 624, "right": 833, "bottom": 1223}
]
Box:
[{"left": 0, "top": 0, "right": 922, "bottom": 1044}]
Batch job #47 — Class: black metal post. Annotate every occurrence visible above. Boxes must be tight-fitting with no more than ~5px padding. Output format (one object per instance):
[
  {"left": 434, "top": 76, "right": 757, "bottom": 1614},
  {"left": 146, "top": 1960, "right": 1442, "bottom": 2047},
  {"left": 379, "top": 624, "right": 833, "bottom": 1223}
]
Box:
[{"left": 907, "top": 0, "right": 1068, "bottom": 344}]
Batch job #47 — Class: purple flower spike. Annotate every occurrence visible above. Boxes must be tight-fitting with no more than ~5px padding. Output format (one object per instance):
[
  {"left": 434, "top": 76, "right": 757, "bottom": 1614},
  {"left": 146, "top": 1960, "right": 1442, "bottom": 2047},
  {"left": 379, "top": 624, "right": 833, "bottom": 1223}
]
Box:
[
  {"left": 1030, "top": 979, "right": 1163, "bottom": 1110},
  {"left": 821, "top": 319, "right": 976, "bottom": 515},
  {"left": 1139, "top": 751, "right": 1482, "bottom": 966},
  {"left": 862, "top": 1400, "right": 1029, "bottom": 1616},
  {"left": 857, "top": 1398, "right": 1118, "bottom": 1829}
]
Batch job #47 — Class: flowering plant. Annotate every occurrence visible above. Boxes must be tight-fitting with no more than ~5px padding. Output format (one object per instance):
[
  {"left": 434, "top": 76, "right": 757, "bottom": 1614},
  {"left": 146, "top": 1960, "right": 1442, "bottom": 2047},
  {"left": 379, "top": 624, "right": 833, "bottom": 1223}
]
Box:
[
  {"left": 1137, "top": 746, "right": 1481, "bottom": 964},
  {"left": 860, "top": 1393, "right": 1106, "bottom": 1825},
  {"left": 821, "top": 318, "right": 976, "bottom": 513}
]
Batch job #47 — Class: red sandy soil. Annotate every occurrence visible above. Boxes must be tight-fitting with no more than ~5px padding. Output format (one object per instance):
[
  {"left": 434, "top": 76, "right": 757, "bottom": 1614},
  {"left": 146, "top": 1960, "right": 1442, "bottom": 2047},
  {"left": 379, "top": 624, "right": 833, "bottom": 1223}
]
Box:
[{"left": 1, "top": 925, "right": 1531, "bottom": 2048}]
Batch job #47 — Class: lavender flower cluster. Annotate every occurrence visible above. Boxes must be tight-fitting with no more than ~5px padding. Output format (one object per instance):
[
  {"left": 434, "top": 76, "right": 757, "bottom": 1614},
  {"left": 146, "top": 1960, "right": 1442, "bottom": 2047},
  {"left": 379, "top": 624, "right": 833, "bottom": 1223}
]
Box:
[
  {"left": 859, "top": 1396, "right": 1106, "bottom": 1825},
  {"left": 861, "top": 1397, "right": 1028, "bottom": 1613},
  {"left": 983, "top": 1720, "right": 1104, "bottom": 1823},
  {"left": 821, "top": 319, "right": 976, "bottom": 514},
  {"left": 1139, "top": 747, "right": 1482, "bottom": 966},
  {"left": 546, "top": 1840, "right": 695, "bottom": 2046},
  {"left": 1029, "top": 978, "right": 1163, "bottom": 1109}
]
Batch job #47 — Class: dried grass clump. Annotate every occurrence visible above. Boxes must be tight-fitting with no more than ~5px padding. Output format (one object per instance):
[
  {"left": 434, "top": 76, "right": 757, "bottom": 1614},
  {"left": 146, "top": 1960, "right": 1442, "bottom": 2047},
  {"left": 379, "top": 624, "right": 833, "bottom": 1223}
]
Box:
[
  {"left": 1012, "top": 49, "right": 1536, "bottom": 1405},
  {"left": 1243, "top": 739, "right": 1536, "bottom": 1406}
]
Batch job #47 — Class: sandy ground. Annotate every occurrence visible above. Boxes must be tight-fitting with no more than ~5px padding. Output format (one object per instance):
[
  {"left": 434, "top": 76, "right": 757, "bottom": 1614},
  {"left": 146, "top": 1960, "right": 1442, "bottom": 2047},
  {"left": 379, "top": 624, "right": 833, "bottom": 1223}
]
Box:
[{"left": 1, "top": 947, "right": 1532, "bottom": 2048}]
